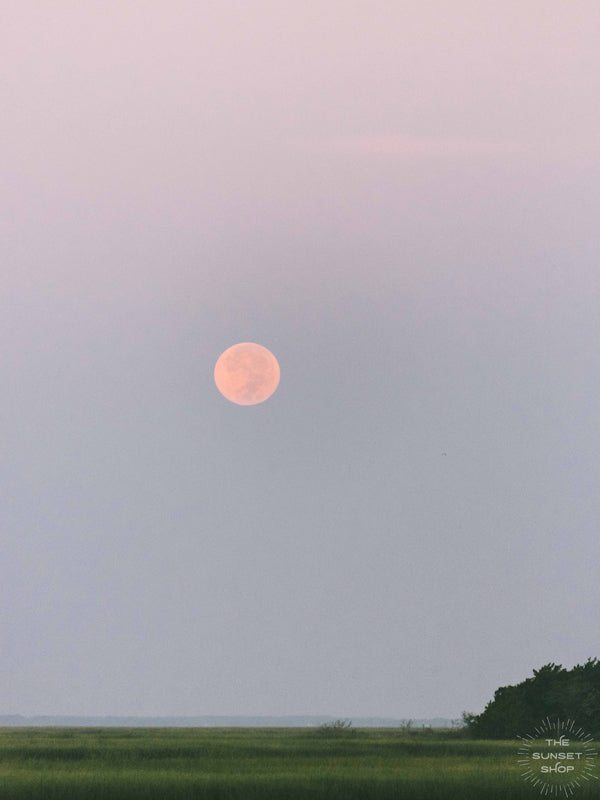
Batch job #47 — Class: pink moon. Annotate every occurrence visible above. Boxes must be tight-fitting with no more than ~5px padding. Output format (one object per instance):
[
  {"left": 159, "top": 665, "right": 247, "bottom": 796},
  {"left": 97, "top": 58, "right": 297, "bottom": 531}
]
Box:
[{"left": 214, "top": 343, "right": 280, "bottom": 405}]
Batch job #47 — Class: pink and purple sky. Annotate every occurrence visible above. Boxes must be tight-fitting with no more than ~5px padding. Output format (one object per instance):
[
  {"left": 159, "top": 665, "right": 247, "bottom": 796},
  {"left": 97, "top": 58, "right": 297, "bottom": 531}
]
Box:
[{"left": 1, "top": 1, "right": 599, "bottom": 718}]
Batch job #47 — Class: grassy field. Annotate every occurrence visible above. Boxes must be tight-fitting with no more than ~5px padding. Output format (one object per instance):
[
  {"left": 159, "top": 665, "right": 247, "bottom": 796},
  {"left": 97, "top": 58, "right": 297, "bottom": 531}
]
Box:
[{"left": 0, "top": 726, "right": 596, "bottom": 799}]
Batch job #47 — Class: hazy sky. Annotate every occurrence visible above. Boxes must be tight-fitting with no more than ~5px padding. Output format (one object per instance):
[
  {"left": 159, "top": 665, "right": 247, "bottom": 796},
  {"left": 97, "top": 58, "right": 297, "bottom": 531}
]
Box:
[{"left": 2, "top": 1, "right": 599, "bottom": 720}]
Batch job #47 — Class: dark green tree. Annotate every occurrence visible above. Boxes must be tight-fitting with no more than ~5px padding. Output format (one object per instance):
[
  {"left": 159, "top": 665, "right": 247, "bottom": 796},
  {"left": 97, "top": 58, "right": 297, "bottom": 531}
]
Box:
[{"left": 464, "top": 658, "right": 600, "bottom": 738}]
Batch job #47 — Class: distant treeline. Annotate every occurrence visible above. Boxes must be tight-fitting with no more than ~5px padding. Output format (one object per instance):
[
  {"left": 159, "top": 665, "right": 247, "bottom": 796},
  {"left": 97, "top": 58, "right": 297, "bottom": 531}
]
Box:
[
  {"left": 0, "top": 714, "right": 455, "bottom": 729},
  {"left": 464, "top": 658, "right": 600, "bottom": 738}
]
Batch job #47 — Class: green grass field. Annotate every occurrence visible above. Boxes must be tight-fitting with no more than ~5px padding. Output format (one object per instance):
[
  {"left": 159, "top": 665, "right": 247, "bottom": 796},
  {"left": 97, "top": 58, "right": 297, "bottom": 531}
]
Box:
[{"left": 0, "top": 727, "right": 596, "bottom": 799}]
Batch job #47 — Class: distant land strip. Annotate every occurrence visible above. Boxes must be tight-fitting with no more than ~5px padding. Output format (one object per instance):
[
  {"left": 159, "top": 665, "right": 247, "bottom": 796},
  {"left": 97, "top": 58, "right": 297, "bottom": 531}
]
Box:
[{"left": 0, "top": 715, "right": 455, "bottom": 728}]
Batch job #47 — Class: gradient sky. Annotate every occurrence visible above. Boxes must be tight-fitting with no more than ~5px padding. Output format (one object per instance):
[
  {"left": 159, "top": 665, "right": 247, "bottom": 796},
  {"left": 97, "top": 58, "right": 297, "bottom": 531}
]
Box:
[{"left": 2, "top": 1, "right": 599, "bottom": 719}]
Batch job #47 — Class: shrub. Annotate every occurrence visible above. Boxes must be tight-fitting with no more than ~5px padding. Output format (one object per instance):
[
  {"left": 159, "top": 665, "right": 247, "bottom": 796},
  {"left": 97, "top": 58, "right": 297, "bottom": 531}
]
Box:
[{"left": 315, "top": 719, "right": 357, "bottom": 738}]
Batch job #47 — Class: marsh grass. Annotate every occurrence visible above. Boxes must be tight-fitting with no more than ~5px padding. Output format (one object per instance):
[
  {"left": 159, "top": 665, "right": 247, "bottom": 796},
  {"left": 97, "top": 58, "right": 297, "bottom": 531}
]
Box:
[{"left": 0, "top": 727, "right": 596, "bottom": 799}]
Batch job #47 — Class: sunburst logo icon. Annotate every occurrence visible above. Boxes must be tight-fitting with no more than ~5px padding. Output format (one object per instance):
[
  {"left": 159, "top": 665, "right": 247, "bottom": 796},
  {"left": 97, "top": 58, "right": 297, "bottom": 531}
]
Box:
[{"left": 517, "top": 718, "right": 598, "bottom": 797}]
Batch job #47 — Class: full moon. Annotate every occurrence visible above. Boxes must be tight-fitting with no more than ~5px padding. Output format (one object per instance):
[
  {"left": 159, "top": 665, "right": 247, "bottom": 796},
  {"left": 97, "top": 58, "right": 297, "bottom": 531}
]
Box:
[{"left": 214, "top": 342, "right": 280, "bottom": 405}]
